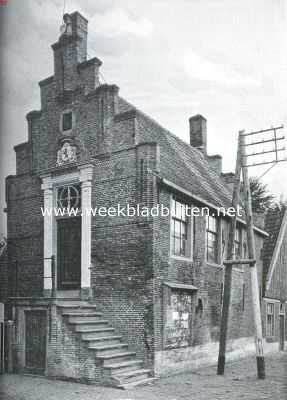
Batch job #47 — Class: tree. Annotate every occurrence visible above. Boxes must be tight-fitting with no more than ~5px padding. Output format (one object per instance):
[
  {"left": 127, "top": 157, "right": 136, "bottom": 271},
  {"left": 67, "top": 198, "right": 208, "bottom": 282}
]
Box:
[{"left": 249, "top": 177, "right": 274, "bottom": 214}]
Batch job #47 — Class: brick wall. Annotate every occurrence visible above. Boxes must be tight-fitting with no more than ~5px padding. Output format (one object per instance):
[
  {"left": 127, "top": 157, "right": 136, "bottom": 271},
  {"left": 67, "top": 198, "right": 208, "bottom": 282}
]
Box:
[
  {"left": 6, "top": 174, "right": 43, "bottom": 297},
  {"left": 11, "top": 301, "right": 101, "bottom": 383},
  {"left": 0, "top": 249, "right": 8, "bottom": 303},
  {"left": 90, "top": 143, "right": 158, "bottom": 367}
]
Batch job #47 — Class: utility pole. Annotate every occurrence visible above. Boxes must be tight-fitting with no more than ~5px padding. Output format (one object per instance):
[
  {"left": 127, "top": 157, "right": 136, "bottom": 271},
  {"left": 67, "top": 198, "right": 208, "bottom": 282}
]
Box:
[
  {"left": 217, "top": 134, "right": 242, "bottom": 375},
  {"left": 241, "top": 131, "right": 265, "bottom": 378},
  {"left": 217, "top": 125, "right": 286, "bottom": 379}
]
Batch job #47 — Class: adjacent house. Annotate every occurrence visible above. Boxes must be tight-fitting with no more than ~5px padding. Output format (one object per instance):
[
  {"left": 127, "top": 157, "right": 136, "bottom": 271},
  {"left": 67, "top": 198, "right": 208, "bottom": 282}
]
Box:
[
  {"left": 262, "top": 206, "right": 287, "bottom": 351},
  {"left": 0, "top": 236, "right": 7, "bottom": 304},
  {"left": 4, "top": 11, "right": 269, "bottom": 387}
]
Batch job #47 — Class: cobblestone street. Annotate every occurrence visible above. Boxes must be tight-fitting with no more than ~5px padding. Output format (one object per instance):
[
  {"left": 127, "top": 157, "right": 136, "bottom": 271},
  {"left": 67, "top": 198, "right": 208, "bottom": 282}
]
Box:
[{"left": 0, "top": 352, "right": 286, "bottom": 400}]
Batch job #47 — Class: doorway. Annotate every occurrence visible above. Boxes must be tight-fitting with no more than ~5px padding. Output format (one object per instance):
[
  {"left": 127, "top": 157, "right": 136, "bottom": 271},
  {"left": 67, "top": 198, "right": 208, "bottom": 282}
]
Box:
[
  {"left": 25, "top": 311, "right": 47, "bottom": 374},
  {"left": 57, "top": 217, "right": 81, "bottom": 290}
]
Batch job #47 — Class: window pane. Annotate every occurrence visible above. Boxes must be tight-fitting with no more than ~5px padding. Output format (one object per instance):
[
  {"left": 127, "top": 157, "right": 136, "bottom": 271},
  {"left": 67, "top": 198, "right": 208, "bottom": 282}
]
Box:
[
  {"left": 176, "top": 201, "right": 182, "bottom": 219},
  {"left": 62, "top": 112, "right": 72, "bottom": 131},
  {"left": 181, "top": 239, "right": 186, "bottom": 256},
  {"left": 171, "top": 199, "right": 176, "bottom": 217},
  {"left": 174, "top": 220, "right": 181, "bottom": 235},
  {"left": 171, "top": 198, "right": 190, "bottom": 257},
  {"left": 181, "top": 204, "right": 187, "bottom": 221},
  {"left": 174, "top": 238, "right": 181, "bottom": 255}
]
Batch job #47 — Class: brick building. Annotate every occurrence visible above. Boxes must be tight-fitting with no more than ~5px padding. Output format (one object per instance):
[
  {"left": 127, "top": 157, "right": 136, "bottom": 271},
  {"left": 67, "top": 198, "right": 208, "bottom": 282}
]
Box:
[
  {"left": 262, "top": 207, "right": 287, "bottom": 351},
  {"left": 4, "top": 11, "right": 269, "bottom": 387}
]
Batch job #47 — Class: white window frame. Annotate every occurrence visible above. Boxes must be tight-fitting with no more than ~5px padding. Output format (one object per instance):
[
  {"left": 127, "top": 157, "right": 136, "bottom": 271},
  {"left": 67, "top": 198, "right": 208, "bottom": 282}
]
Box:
[
  {"left": 170, "top": 195, "right": 193, "bottom": 261},
  {"left": 206, "top": 214, "right": 219, "bottom": 265}
]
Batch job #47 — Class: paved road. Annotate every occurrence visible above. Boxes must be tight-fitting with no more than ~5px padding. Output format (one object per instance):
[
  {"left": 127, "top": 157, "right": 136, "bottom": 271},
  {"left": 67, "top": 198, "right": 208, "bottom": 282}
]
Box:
[{"left": 0, "top": 352, "right": 286, "bottom": 400}]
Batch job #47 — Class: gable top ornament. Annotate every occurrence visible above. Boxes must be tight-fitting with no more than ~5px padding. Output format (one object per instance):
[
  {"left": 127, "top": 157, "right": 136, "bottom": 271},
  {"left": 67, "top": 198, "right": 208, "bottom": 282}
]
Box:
[{"left": 57, "top": 141, "right": 77, "bottom": 166}]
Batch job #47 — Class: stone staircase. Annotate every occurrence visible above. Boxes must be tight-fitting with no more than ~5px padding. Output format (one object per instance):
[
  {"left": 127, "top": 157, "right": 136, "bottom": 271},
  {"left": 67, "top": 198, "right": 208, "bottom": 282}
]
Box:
[{"left": 57, "top": 301, "right": 154, "bottom": 389}]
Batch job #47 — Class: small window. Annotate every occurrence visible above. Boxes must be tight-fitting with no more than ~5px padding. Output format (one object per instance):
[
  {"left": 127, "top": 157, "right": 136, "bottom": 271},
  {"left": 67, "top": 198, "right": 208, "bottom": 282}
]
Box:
[
  {"left": 171, "top": 198, "right": 190, "bottom": 257},
  {"left": 206, "top": 215, "right": 218, "bottom": 263},
  {"left": 62, "top": 112, "right": 73, "bottom": 132},
  {"left": 266, "top": 303, "right": 275, "bottom": 336}
]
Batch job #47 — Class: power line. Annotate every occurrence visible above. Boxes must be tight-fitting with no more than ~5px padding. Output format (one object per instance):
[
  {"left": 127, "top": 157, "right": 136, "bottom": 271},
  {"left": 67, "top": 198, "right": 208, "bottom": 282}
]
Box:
[{"left": 63, "top": 0, "right": 66, "bottom": 17}]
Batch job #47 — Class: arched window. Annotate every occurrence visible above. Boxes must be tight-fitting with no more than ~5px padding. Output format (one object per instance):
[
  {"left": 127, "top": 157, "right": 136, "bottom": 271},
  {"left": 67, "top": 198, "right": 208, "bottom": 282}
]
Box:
[{"left": 57, "top": 184, "right": 81, "bottom": 209}]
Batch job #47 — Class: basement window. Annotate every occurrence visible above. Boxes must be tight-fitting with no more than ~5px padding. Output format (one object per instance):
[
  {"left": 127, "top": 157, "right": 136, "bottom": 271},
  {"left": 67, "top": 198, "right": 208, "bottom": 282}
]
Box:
[{"left": 62, "top": 111, "right": 73, "bottom": 132}]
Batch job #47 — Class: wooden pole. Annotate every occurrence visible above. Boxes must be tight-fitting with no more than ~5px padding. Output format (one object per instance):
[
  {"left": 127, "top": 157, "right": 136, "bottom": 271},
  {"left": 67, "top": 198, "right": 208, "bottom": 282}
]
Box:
[
  {"left": 241, "top": 131, "right": 266, "bottom": 379},
  {"left": 217, "top": 133, "right": 242, "bottom": 375}
]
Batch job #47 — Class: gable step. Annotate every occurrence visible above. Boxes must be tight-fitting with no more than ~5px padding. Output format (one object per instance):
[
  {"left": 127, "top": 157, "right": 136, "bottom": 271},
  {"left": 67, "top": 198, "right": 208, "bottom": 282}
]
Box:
[{"left": 104, "top": 360, "right": 143, "bottom": 375}]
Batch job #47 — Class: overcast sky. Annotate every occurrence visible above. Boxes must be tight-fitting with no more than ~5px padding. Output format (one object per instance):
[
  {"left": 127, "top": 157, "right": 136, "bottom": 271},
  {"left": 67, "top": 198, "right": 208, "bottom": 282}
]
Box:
[{"left": 1, "top": 0, "right": 287, "bottom": 234}]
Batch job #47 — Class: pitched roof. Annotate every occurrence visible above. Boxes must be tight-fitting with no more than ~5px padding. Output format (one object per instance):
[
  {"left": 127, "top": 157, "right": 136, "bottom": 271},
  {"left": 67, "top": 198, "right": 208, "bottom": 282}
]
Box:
[
  {"left": 262, "top": 207, "right": 287, "bottom": 292},
  {"left": 117, "top": 98, "right": 272, "bottom": 239},
  {"left": 118, "top": 97, "right": 233, "bottom": 209},
  {"left": 0, "top": 236, "right": 6, "bottom": 258}
]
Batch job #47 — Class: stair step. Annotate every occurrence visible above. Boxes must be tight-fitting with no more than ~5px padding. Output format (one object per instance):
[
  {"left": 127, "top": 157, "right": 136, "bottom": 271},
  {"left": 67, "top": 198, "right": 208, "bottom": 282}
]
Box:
[
  {"left": 69, "top": 316, "right": 104, "bottom": 323},
  {"left": 74, "top": 323, "right": 110, "bottom": 332},
  {"left": 62, "top": 312, "right": 102, "bottom": 317},
  {"left": 89, "top": 343, "right": 128, "bottom": 356},
  {"left": 79, "top": 327, "right": 115, "bottom": 336},
  {"left": 57, "top": 302, "right": 97, "bottom": 307},
  {"left": 82, "top": 335, "right": 122, "bottom": 345},
  {"left": 97, "top": 351, "right": 136, "bottom": 364},
  {"left": 104, "top": 359, "right": 143, "bottom": 374},
  {"left": 57, "top": 304, "right": 98, "bottom": 312},
  {"left": 89, "top": 343, "right": 127, "bottom": 350},
  {"left": 116, "top": 369, "right": 151, "bottom": 384},
  {"left": 118, "top": 377, "right": 155, "bottom": 390},
  {"left": 71, "top": 319, "right": 109, "bottom": 325}
]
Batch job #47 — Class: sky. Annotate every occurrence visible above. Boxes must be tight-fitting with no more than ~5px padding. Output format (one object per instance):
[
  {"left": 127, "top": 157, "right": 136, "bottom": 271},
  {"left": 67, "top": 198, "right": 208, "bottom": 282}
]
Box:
[{"left": 0, "top": 0, "right": 287, "bottom": 234}]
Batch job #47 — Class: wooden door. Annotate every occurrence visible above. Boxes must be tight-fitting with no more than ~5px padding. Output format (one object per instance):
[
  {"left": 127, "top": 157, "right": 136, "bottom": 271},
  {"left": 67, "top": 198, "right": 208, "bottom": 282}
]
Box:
[
  {"left": 57, "top": 217, "right": 81, "bottom": 290},
  {"left": 25, "top": 311, "right": 47, "bottom": 374}
]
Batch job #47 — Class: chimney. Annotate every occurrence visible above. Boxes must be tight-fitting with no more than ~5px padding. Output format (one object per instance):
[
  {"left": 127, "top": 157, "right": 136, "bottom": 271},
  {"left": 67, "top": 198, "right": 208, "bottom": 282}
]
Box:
[
  {"left": 189, "top": 114, "right": 207, "bottom": 154},
  {"left": 207, "top": 155, "right": 222, "bottom": 174},
  {"left": 221, "top": 172, "right": 235, "bottom": 192},
  {"left": 52, "top": 12, "right": 88, "bottom": 94}
]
